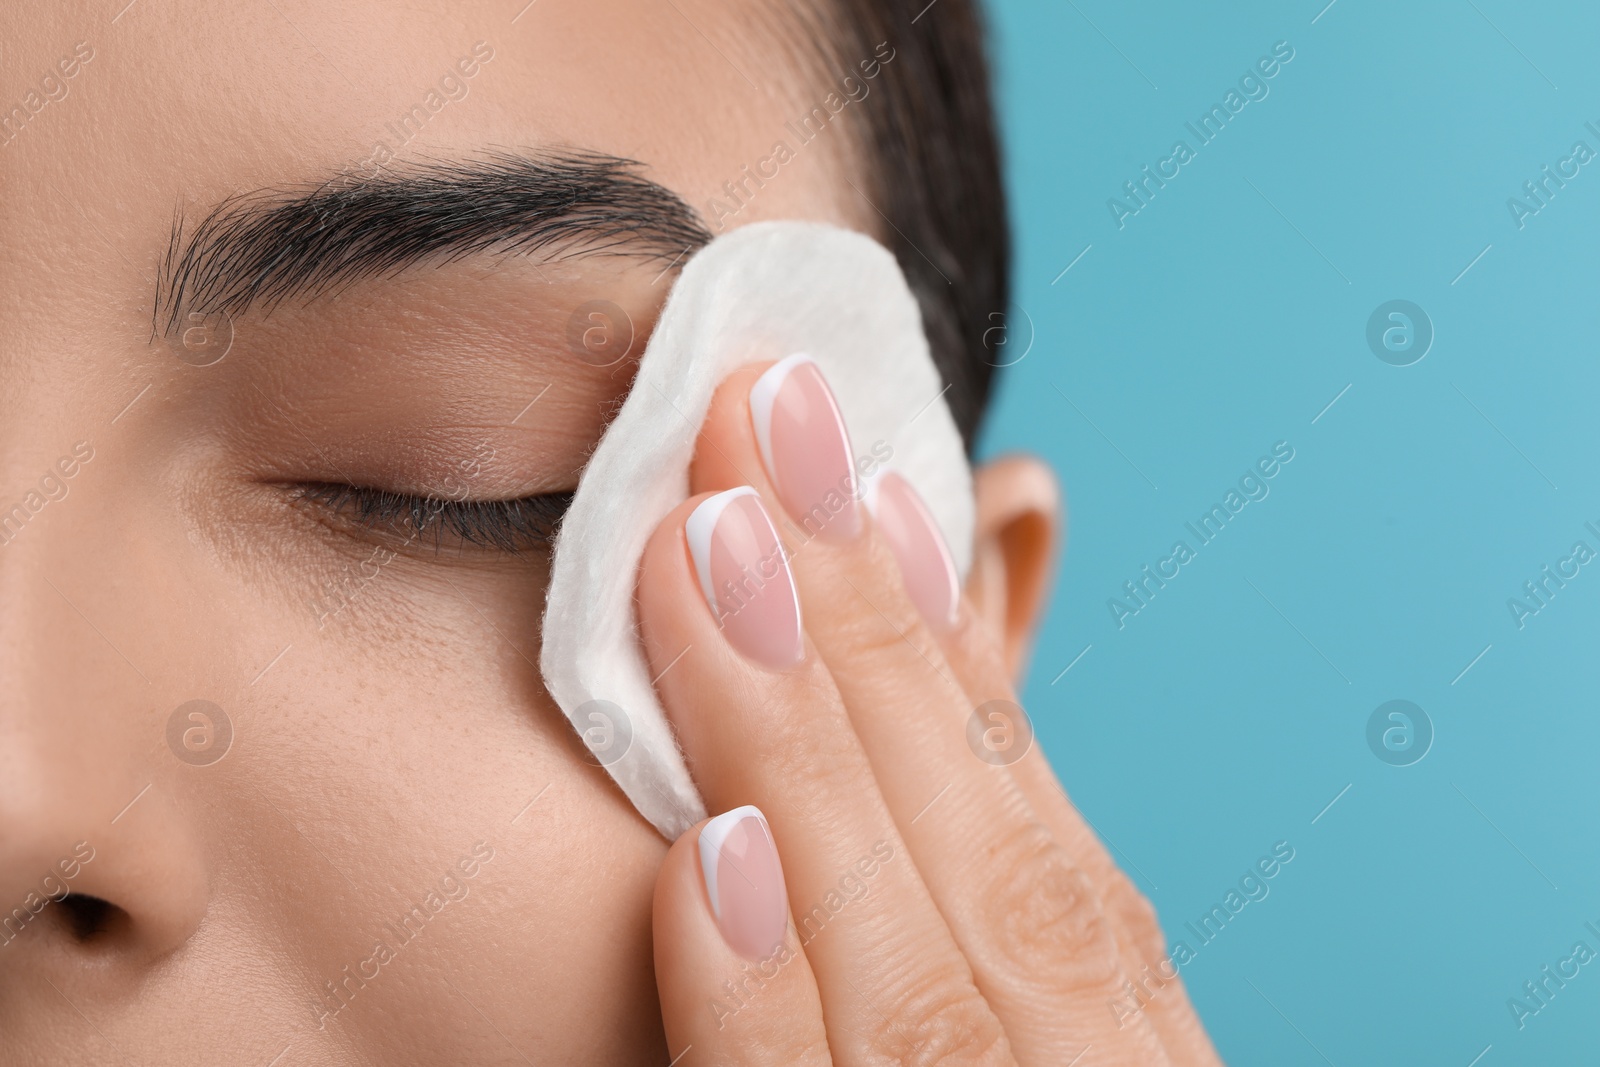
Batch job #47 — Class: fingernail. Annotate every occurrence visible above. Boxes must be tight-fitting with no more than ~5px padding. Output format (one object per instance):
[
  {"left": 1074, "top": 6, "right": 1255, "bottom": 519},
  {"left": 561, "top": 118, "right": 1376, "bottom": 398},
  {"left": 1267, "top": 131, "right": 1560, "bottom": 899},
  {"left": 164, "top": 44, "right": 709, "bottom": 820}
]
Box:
[
  {"left": 866, "top": 472, "right": 961, "bottom": 632},
  {"left": 749, "top": 354, "right": 862, "bottom": 542},
  {"left": 699, "top": 805, "right": 788, "bottom": 962},
  {"left": 686, "top": 488, "right": 805, "bottom": 669}
]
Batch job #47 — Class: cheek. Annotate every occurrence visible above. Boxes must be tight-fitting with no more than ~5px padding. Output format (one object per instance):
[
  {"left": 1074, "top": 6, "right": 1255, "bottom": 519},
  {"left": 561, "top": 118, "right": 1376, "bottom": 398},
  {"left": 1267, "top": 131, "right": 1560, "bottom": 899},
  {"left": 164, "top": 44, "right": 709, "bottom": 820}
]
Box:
[
  {"left": 381, "top": 742, "right": 669, "bottom": 1060},
  {"left": 244, "top": 609, "right": 669, "bottom": 1060}
]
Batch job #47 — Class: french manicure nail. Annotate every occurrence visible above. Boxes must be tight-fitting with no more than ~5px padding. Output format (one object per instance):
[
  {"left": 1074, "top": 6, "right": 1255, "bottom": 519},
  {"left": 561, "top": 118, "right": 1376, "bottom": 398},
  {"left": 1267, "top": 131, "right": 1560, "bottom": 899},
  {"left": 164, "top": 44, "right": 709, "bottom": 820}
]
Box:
[
  {"left": 867, "top": 472, "right": 961, "bottom": 632},
  {"left": 749, "top": 354, "right": 862, "bottom": 542},
  {"left": 686, "top": 487, "right": 805, "bottom": 669},
  {"left": 699, "top": 805, "right": 788, "bottom": 962}
]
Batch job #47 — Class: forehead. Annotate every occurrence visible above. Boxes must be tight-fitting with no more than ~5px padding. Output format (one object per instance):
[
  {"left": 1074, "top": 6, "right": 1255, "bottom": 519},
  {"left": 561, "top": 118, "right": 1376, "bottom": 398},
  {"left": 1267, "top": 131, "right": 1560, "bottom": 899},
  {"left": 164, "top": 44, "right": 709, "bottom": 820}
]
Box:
[{"left": 1, "top": 0, "right": 857, "bottom": 313}]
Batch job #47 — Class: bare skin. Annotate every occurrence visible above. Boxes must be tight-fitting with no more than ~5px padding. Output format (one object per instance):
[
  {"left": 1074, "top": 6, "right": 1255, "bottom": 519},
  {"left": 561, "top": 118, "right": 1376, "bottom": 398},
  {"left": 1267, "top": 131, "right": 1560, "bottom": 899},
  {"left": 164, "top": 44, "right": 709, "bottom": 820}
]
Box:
[{"left": 0, "top": 1, "right": 1220, "bottom": 1063}]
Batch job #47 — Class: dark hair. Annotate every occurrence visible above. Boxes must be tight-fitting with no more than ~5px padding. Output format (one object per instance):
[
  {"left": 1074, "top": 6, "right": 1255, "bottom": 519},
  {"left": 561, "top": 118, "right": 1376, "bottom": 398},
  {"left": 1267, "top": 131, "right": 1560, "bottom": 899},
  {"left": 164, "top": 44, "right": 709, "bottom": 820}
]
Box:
[{"left": 811, "top": 0, "right": 1009, "bottom": 451}]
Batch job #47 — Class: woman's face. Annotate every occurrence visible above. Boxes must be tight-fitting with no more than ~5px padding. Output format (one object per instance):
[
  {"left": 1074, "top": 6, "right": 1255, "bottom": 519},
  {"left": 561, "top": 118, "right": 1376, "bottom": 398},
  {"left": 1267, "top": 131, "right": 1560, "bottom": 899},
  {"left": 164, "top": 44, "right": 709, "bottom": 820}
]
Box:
[{"left": 1, "top": 2, "right": 869, "bottom": 1061}]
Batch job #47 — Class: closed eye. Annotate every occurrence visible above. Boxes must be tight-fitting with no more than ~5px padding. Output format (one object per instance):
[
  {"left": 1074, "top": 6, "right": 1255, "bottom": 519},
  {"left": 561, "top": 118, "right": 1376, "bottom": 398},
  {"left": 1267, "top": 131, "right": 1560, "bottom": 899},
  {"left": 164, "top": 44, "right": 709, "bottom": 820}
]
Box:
[{"left": 293, "top": 482, "right": 572, "bottom": 553}]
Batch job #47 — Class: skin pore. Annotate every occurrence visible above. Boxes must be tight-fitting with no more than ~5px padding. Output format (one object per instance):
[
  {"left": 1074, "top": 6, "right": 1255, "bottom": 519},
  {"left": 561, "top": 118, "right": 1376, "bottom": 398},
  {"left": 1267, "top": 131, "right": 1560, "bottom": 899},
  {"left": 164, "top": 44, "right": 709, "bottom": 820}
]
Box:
[{"left": 0, "top": 1, "right": 1062, "bottom": 1063}]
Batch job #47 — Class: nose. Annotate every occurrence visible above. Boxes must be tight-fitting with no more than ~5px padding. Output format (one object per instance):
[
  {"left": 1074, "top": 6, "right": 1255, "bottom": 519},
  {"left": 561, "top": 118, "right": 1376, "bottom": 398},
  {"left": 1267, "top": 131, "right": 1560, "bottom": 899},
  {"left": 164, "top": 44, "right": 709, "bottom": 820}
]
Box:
[
  {"left": 0, "top": 737, "right": 210, "bottom": 961},
  {"left": 0, "top": 495, "right": 211, "bottom": 970}
]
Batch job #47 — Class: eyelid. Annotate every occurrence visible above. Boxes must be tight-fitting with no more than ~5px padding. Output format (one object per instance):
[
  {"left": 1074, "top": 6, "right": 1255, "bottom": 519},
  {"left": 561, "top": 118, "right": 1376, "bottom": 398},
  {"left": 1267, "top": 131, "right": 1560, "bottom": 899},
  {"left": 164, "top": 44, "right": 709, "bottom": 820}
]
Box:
[{"left": 293, "top": 482, "right": 572, "bottom": 553}]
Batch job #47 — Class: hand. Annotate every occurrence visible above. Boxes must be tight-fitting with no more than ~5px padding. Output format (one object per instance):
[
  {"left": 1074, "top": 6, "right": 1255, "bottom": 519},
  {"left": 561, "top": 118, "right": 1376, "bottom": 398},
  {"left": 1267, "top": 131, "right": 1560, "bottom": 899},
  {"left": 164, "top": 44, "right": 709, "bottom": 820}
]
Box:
[{"left": 638, "top": 357, "right": 1222, "bottom": 1065}]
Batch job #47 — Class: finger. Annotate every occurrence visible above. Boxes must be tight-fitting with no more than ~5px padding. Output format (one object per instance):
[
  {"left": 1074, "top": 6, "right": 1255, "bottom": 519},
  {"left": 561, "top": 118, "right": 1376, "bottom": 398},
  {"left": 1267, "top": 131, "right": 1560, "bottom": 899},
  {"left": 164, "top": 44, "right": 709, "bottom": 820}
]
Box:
[
  {"left": 637, "top": 490, "right": 1016, "bottom": 1066},
  {"left": 690, "top": 358, "right": 1163, "bottom": 1064},
  {"left": 653, "top": 807, "right": 832, "bottom": 1066},
  {"left": 937, "top": 618, "right": 1224, "bottom": 1066}
]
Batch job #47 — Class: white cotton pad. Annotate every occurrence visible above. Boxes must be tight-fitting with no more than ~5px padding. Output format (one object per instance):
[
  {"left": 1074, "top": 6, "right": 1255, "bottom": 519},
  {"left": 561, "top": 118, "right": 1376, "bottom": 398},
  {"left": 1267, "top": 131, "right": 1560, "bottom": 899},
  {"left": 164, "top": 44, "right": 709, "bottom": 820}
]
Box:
[{"left": 539, "top": 220, "right": 974, "bottom": 839}]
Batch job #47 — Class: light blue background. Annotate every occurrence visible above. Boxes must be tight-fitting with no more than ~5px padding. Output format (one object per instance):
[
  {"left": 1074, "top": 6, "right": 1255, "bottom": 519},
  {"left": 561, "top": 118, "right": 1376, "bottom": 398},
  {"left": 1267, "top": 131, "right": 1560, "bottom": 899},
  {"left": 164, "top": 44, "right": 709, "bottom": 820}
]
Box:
[{"left": 982, "top": 1, "right": 1600, "bottom": 1063}]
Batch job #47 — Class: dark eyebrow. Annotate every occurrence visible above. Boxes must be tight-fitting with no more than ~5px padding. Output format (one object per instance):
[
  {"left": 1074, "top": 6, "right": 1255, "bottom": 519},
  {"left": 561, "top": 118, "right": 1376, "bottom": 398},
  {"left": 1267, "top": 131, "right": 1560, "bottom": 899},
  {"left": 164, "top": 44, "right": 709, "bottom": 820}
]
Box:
[{"left": 155, "top": 150, "right": 711, "bottom": 335}]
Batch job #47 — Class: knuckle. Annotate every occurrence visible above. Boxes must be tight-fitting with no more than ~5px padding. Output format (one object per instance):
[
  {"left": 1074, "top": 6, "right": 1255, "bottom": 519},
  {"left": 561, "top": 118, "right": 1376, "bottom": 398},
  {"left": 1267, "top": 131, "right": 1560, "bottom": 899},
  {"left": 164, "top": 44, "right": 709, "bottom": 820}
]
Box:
[
  {"left": 831, "top": 550, "right": 941, "bottom": 655},
  {"left": 704, "top": 1025, "right": 831, "bottom": 1067},
  {"left": 842, "top": 601, "right": 938, "bottom": 671},
  {"left": 743, "top": 673, "right": 849, "bottom": 768},
  {"left": 872, "top": 971, "right": 1010, "bottom": 1067},
  {"left": 978, "top": 821, "right": 1124, "bottom": 993},
  {"left": 738, "top": 675, "right": 892, "bottom": 818},
  {"left": 1104, "top": 867, "right": 1167, "bottom": 964}
]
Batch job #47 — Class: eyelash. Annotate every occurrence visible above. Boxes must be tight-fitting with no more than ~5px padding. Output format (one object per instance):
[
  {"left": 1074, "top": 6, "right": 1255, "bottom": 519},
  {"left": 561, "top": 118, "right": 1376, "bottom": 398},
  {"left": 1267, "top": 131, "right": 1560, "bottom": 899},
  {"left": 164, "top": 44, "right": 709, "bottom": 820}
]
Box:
[{"left": 294, "top": 483, "right": 572, "bottom": 553}]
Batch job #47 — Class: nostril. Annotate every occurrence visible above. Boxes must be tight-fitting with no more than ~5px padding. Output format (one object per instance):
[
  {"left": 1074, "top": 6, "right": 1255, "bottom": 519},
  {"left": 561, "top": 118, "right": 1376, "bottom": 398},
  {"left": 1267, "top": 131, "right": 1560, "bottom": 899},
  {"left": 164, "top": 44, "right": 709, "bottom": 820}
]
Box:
[{"left": 55, "top": 894, "right": 126, "bottom": 943}]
